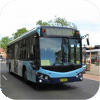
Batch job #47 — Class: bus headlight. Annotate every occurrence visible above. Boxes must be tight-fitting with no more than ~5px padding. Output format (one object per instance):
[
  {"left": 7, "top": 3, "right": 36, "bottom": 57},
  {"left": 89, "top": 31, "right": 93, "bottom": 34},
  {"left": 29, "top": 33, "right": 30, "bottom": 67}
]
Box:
[
  {"left": 76, "top": 75, "right": 79, "bottom": 78},
  {"left": 37, "top": 73, "right": 50, "bottom": 80},
  {"left": 45, "top": 76, "right": 49, "bottom": 80},
  {"left": 40, "top": 74, "right": 44, "bottom": 78},
  {"left": 80, "top": 77, "right": 83, "bottom": 80},
  {"left": 76, "top": 72, "right": 83, "bottom": 78},
  {"left": 79, "top": 73, "right": 82, "bottom": 77}
]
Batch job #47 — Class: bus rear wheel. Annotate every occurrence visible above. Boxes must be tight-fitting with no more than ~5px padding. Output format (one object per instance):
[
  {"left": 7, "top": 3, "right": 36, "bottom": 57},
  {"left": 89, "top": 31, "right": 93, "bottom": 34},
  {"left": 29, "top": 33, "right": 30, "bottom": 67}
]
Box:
[{"left": 23, "top": 70, "right": 28, "bottom": 84}]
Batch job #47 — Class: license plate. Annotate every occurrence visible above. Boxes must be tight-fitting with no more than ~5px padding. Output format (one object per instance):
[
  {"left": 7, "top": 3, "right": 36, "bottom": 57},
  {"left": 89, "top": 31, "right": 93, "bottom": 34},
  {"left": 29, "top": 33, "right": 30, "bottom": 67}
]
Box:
[{"left": 60, "top": 78, "right": 68, "bottom": 82}]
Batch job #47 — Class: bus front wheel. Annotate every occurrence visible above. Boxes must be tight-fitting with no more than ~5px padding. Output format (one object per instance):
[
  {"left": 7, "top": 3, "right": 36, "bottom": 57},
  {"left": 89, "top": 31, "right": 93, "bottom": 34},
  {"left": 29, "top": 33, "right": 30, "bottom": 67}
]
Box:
[{"left": 23, "top": 70, "right": 28, "bottom": 84}]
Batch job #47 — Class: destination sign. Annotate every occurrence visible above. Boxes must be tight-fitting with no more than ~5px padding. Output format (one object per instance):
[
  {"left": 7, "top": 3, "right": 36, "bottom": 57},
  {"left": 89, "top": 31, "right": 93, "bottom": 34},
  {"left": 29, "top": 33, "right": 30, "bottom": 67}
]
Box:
[{"left": 45, "top": 27, "right": 75, "bottom": 37}]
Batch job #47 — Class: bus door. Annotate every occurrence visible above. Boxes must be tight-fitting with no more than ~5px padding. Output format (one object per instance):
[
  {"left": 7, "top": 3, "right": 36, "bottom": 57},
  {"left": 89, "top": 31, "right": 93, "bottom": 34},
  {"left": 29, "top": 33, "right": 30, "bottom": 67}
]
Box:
[
  {"left": 27, "top": 44, "right": 37, "bottom": 82},
  {"left": 14, "top": 43, "right": 19, "bottom": 73},
  {"left": 69, "top": 39, "right": 81, "bottom": 65}
]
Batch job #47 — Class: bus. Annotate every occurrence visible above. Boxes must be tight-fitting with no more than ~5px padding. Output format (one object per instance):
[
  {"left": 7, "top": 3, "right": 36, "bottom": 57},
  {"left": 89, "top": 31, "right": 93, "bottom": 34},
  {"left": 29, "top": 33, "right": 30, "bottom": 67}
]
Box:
[{"left": 6, "top": 26, "right": 83, "bottom": 84}]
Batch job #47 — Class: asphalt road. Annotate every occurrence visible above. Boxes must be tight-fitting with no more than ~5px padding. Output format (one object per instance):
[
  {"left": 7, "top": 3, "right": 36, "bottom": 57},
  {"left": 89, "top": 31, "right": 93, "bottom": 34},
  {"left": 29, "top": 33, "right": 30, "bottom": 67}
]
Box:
[{"left": 0, "top": 62, "right": 100, "bottom": 99}]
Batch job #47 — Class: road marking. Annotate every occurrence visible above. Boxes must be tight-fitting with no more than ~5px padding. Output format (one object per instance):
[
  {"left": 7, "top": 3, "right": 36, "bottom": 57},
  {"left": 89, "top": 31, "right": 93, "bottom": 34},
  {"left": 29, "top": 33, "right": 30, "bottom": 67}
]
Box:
[
  {"left": 83, "top": 78, "right": 100, "bottom": 81},
  {"left": 2, "top": 75, "right": 7, "bottom": 80},
  {"left": 1, "top": 88, "right": 8, "bottom": 91},
  {"left": 82, "top": 89, "right": 95, "bottom": 95}
]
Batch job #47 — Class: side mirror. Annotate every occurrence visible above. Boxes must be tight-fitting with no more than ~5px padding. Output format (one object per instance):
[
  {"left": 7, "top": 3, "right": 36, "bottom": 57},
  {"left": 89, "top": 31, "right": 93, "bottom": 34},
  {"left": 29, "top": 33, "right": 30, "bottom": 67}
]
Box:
[
  {"left": 30, "top": 62, "right": 38, "bottom": 70},
  {"left": 86, "top": 38, "right": 89, "bottom": 45}
]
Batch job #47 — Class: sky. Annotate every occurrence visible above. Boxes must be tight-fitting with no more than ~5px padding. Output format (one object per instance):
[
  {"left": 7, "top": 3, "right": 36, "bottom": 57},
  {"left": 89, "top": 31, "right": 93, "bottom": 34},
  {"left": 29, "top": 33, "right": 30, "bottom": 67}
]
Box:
[{"left": 0, "top": 0, "right": 100, "bottom": 46}]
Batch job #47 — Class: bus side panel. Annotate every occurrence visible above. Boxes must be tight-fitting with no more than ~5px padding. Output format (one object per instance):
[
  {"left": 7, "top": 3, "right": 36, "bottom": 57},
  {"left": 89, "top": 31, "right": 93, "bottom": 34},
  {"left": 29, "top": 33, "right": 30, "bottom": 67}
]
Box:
[
  {"left": 6, "top": 58, "right": 14, "bottom": 73},
  {"left": 10, "top": 59, "right": 14, "bottom": 72},
  {"left": 22, "top": 61, "right": 36, "bottom": 83},
  {"left": 7, "top": 59, "right": 36, "bottom": 83},
  {"left": 18, "top": 60, "right": 23, "bottom": 77}
]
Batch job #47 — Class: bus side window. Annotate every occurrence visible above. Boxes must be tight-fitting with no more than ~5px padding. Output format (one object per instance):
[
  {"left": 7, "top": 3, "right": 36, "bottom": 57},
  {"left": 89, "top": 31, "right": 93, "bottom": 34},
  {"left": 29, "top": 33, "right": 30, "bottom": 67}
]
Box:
[
  {"left": 30, "top": 45, "right": 36, "bottom": 60},
  {"left": 22, "top": 50, "right": 23, "bottom": 59},
  {"left": 27, "top": 46, "right": 30, "bottom": 60},
  {"left": 33, "top": 45, "right": 36, "bottom": 60},
  {"left": 24, "top": 50, "right": 26, "bottom": 59}
]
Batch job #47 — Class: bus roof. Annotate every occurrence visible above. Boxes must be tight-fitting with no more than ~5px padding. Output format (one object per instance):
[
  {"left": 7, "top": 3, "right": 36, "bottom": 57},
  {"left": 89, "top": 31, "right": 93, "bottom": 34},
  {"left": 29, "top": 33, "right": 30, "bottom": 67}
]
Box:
[
  {"left": 7, "top": 26, "right": 80, "bottom": 46},
  {"left": 7, "top": 26, "right": 40, "bottom": 46},
  {"left": 41, "top": 26, "right": 78, "bottom": 30}
]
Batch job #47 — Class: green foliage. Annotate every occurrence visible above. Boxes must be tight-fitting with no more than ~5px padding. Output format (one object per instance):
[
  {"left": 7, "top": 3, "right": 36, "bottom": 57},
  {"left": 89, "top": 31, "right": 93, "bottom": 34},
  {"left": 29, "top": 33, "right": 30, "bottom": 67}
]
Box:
[
  {"left": 12, "top": 28, "right": 28, "bottom": 39},
  {"left": 36, "top": 16, "right": 77, "bottom": 29},
  {"left": 54, "top": 16, "right": 68, "bottom": 27},
  {"left": 36, "top": 20, "right": 51, "bottom": 26},
  {"left": 0, "top": 28, "right": 28, "bottom": 51},
  {"left": 0, "top": 37, "right": 12, "bottom": 51}
]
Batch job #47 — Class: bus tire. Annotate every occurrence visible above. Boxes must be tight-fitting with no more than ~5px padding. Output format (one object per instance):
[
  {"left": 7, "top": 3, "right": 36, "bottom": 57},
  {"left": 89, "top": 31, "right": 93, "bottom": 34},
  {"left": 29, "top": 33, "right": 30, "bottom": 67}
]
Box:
[
  {"left": 23, "top": 70, "right": 28, "bottom": 84},
  {"left": 9, "top": 63, "right": 12, "bottom": 74}
]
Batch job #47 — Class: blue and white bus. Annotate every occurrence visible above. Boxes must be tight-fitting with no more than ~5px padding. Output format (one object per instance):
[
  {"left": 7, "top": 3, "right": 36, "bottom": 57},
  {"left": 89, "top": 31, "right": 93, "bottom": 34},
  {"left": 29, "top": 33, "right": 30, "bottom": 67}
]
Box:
[{"left": 6, "top": 26, "right": 83, "bottom": 84}]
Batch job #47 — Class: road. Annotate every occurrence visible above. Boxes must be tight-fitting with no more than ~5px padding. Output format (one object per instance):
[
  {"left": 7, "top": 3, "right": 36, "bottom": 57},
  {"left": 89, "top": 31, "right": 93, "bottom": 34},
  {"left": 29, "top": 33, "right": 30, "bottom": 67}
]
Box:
[{"left": 0, "top": 62, "right": 99, "bottom": 99}]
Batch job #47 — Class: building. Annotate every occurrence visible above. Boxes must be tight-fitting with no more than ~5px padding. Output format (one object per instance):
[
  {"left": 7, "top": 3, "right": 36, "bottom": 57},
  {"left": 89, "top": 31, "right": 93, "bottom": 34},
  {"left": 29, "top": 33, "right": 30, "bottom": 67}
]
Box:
[
  {"left": 86, "top": 45, "right": 100, "bottom": 57},
  {"left": 86, "top": 49, "right": 100, "bottom": 57},
  {"left": 82, "top": 45, "right": 100, "bottom": 64},
  {"left": 0, "top": 48, "right": 6, "bottom": 58}
]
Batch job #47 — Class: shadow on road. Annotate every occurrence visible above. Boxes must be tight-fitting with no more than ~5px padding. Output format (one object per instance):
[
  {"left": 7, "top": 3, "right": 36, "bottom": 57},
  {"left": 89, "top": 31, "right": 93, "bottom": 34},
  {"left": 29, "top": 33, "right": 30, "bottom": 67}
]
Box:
[
  {"left": 10, "top": 72, "right": 78, "bottom": 91},
  {"left": 28, "top": 82, "right": 78, "bottom": 91}
]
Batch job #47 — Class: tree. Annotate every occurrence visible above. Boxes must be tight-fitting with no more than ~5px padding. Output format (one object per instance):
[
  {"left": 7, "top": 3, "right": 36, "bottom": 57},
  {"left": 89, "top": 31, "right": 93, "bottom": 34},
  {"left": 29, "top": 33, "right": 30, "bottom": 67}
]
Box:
[
  {"left": 36, "top": 20, "right": 51, "bottom": 26},
  {"left": 12, "top": 28, "right": 28, "bottom": 39},
  {"left": 36, "top": 16, "right": 77, "bottom": 29},
  {"left": 0, "top": 37, "right": 12, "bottom": 51}
]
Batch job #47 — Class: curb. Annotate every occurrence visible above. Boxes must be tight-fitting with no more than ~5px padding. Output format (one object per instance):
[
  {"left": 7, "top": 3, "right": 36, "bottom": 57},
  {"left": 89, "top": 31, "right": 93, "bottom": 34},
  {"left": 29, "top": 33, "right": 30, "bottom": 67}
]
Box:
[{"left": 84, "top": 73, "right": 100, "bottom": 76}]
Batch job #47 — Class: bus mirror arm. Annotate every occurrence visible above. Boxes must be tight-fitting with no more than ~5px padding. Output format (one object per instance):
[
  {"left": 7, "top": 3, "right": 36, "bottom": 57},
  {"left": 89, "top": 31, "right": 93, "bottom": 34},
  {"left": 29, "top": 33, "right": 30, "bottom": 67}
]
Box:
[
  {"left": 86, "top": 38, "right": 90, "bottom": 45},
  {"left": 82, "top": 34, "right": 90, "bottom": 45}
]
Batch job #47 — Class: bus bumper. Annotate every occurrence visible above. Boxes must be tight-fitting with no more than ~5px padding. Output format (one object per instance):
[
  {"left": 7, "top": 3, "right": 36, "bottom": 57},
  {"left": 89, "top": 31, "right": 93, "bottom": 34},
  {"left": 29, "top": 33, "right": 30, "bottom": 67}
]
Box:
[{"left": 36, "top": 75, "right": 83, "bottom": 84}]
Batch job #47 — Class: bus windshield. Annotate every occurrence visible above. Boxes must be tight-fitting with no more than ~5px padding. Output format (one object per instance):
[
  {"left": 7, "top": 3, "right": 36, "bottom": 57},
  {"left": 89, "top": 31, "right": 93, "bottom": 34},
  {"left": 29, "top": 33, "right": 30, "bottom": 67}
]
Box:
[{"left": 40, "top": 37, "right": 81, "bottom": 66}]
